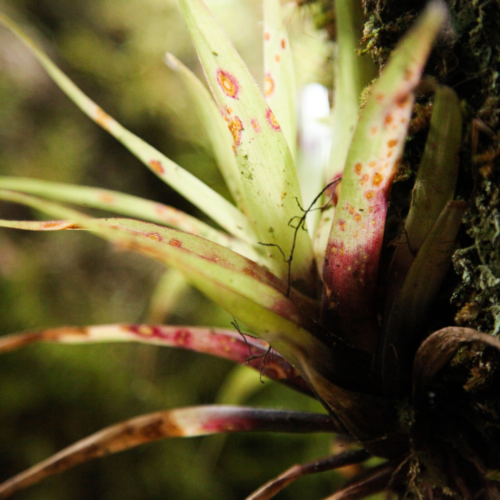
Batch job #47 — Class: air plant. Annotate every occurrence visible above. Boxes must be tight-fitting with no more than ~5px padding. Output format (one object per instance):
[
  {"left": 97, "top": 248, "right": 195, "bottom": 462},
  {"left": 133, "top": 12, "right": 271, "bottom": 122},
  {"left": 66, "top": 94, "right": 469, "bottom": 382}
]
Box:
[{"left": 0, "top": 0, "right": 499, "bottom": 498}]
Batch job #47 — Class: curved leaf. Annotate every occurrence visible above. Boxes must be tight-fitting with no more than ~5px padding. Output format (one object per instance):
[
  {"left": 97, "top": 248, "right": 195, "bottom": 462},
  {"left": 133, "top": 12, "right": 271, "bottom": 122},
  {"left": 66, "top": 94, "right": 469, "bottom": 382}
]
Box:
[
  {"left": 327, "top": 0, "right": 377, "bottom": 184},
  {"left": 0, "top": 13, "right": 256, "bottom": 244},
  {"left": 0, "top": 324, "right": 312, "bottom": 395},
  {"left": 245, "top": 449, "right": 371, "bottom": 500},
  {"left": 413, "top": 327, "right": 500, "bottom": 396},
  {"left": 165, "top": 53, "right": 248, "bottom": 213},
  {"left": 0, "top": 190, "right": 330, "bottom": 377},
  {"left": 322, "top": 462, "right": 394, "bottom": 500},
  {"left": 385, "top": 85, "right": 462, "bottom": 313},
  {"left": 0, "top": 406, "right": 339, "bottom": 499},
  {"left": 378, "top": 200, "right": 467, "bottom": 396},
  {"left": 0, "top": 213, "right": 263, "bottom": 264},
  {"left": 0, "top": 177, "right": 261, "bottom": 257},
  {"left": 322, "top": 2, "right": 448, "bottom": 354},
  {"left": 177, "top": 0, "right": 315, "bottom": 290},
  {"left": 263, "top": 0, "right": 296, "bottom": 158}
]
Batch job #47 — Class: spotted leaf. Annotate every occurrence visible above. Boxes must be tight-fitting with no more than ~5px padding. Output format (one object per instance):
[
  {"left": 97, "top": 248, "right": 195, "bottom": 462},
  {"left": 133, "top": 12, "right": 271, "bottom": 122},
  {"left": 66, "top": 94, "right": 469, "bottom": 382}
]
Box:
[{"left": 177, "top": 0, "right": 315, "bottom": 292}]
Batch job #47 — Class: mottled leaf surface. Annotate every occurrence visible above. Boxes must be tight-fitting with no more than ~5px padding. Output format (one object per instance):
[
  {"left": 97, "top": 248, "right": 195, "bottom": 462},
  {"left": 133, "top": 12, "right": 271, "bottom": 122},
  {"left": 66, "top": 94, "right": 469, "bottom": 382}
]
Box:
[
  {"left": 0, "top": 14, "right": 255, "bottom": 244},
  {"left": 263, "top": 0, "right": 296, "bottom": 158},
  {"left": 0, "top": 406, "right": 338, "bottom": 499},
  {"left": 0, "top": 324, "right": 311, "bottom": 395},
  {"left": 177, "top": 0, "right": 315, "bottom": 289},
  {"left": 322, "top": 3, "right": 448, "bottom": 354},
  {"left": 0, "top": 190, "right": 330, "bottom": 376},
  {"left": 166, "top": 53, "right": 248, "bottom": 212},
  {"left": 0, "top": 177, "right": 252, "bottom": 255}
]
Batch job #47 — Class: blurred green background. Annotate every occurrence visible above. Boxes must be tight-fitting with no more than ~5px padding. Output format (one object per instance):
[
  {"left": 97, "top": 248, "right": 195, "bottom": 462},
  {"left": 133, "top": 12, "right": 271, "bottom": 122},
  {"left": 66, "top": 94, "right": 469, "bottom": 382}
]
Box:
[{"left": 0, "top": 0, "right": 370, "bottom": 498}]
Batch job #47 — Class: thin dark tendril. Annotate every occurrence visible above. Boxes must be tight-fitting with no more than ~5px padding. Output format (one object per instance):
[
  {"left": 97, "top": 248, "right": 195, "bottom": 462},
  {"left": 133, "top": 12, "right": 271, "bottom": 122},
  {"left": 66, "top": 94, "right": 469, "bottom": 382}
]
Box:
[
  {"left": 258, "top": 345, "right": 273, "bottom": 383},
  {"left": 231, "top": 319, "right": 254, "bottom": 358},
  {"left": 392, "top": 205, "right": 416, "bottom": 256},
  {"left": 257, "top": 242, "right": 287, "bottom": 262},
  {"left": 258, "top": 179, "right": 340, "bottom": 297},
  {"left": 231, "top": 318, "right": 273, "bottom": 382}
]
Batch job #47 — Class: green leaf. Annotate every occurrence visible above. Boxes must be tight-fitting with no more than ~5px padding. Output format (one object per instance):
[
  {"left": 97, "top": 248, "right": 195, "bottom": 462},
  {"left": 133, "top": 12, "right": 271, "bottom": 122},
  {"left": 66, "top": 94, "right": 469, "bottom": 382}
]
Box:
[
  {"left": 384, "top": 85, "right": 462, "bottom": 309},
  {"left": 145, "top": 268, "right": 190, "bottom": 323},
  {"left": 165, "top": 53, "right": 249, "bottom": 213},
  {"left": 177, "top": 0, "right": 315, "bottom": 290},
  {"left": 0, "top": 176, "right": 258, "bottom": 257},
  {"left": 0, "top": 13, "right": 255, "bottom": 245},
  {"left": 327, "top": 0, "right": 377, "bottom": 183},
  {"left": 322, "top": 2, "right": 448, "bottom": 354},
  {"left": 378, "top": 200, "right": 467, "bottom": 396},
  {"left": 0, "top": 190, "right": 328, "bottom": 374},
  {"left": 263, "top": 0, "right": 297, "bottom": 159}
]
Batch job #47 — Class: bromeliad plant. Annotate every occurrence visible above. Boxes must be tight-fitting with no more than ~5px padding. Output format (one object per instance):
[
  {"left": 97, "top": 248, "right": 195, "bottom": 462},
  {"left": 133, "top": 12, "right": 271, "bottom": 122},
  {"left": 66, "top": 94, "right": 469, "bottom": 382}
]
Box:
[{"left": 1, "top": 0, "right": 500, "bottom": 498}]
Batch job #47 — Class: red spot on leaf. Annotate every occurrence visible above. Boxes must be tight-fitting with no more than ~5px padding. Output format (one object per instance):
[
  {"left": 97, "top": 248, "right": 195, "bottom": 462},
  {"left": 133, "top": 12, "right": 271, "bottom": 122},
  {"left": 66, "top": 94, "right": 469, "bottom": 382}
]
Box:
[
  {"left": 373, "top": 173, "right": 384, "bottom": 186},
  {"left": 281, "top": 39, "right": 286, "bottom": 49},
  {"left": 397, "top": 95, "right": 411, "bottom": 108},
  {"left": 228, "top": 116, "right": 244, "bottom": 146},
  {"left": 264, "top": 32, "right": 271, "bottom": 41},
  {"left": 99, "top": 193, "right": 115, "bottom": 204},
  {"left": 387, "top": 139, "right": 398, "bottom": 148},
  {"left": 216, "top": 69, "right": 240, "bottom": 99},
  {"left": 147, "top": 232, "right": 163, "bottom": 242},
  {"left": 150, "top": 160, "right": 164, "bottom": 174},
  {"left": 243, "top": 267, "right": 257, "bottom": 277},
  {"left": 202, "top": 417, "right": 253, "bottom": 433},
  {"left": 174, "top": 329, "right": 192, "bottom": 346},
  {"left": 354, "top": 163, "right": 362, "bottom": 174},
  {"left": 169, "top": 239, "right": 182, "bottom": 247},
  {"left": 404, "top": 68, "right": 413, "bottom": 81},
  {"left": 266, "top": 109, "right": 280, "bottom": 130},
  {"left": 251, "top": 118, "right": 261, "bottom": 133},
  {"left": 95, "top": 107, "right": 112, "bottom": 128},
  {"left": 265, "top": 73, "right": 275, "bottom": 97}
]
